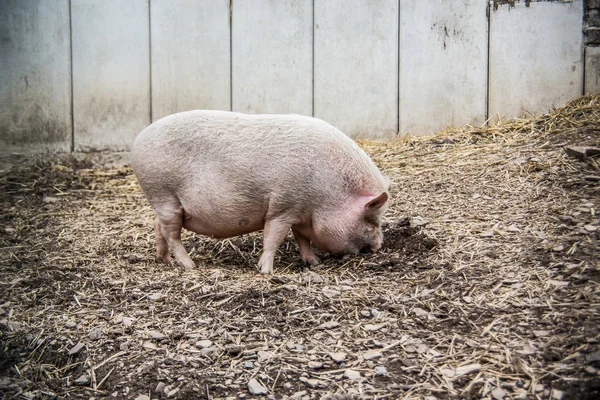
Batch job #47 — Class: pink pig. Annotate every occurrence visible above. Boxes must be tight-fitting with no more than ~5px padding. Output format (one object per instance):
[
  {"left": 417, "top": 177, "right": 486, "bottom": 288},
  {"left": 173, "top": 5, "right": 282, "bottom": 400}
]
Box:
[{"left": 131, "top": 111, "right": 389, "bottom": 274}]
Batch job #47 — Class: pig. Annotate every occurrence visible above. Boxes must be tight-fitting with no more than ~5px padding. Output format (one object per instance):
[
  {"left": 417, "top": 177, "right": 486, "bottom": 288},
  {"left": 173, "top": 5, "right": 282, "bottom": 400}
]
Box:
[{"left": 131, "top": 110, "right": 389, "bottom": 274}]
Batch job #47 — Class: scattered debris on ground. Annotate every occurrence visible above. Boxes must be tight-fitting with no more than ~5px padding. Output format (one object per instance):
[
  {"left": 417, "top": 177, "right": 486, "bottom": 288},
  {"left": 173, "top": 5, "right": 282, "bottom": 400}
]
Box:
[{"left": 1, "top": 95, "right": 599, "bottom": 399}]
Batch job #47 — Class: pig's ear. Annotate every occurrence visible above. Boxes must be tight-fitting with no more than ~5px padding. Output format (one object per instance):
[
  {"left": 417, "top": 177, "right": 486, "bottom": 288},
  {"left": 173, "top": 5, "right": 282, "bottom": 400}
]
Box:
[{"left": 364, "top": 192, "right": 388, "bottom": 212}]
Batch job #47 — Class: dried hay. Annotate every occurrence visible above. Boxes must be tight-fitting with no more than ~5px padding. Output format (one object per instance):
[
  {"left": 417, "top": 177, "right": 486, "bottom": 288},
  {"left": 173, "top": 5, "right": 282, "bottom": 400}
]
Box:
[{"left": 1, "top": 95, "right": 599, "bottom": 399}]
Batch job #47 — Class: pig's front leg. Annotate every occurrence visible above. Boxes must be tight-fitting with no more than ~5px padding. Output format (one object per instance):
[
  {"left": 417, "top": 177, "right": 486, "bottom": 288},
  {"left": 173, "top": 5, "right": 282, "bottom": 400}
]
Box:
[
  {"left": 292, "top": 228, "right": 321, "bottom": 265},
  {"left": 258, "top": 217, "right": 293, "bottom": 274}
]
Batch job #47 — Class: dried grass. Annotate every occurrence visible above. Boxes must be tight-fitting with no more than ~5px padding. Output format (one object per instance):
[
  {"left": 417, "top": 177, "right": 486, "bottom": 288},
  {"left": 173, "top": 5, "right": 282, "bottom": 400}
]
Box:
[{"left": 1, "top": 95, "right": 599, "bottom": 399}]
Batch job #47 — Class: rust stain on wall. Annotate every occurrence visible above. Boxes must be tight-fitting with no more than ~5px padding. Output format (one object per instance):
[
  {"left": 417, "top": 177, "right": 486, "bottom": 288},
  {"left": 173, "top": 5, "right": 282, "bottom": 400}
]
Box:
[{"left": 493, "top": 0, "right": 573, "bottom": 11}]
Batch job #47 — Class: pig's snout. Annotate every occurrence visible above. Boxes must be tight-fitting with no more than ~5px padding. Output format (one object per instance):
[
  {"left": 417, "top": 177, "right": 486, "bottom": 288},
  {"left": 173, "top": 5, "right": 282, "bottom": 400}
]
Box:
[
  {"left": 370, "top": 234, "right": 384, "bottom": 253},
  {"left": 365, "top": 241, "right": 382, "bottom": 253},
  {"left": 355, "top": 239, "right": 382, "bottom": 254},
  {"left": 351, "top": 231, "right": 384, "bottom": 254}
]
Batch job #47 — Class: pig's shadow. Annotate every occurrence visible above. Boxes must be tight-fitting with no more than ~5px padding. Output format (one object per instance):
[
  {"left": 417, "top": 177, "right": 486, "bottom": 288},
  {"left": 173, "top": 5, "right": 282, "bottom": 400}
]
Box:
[{"left": 186, "top": 217, "right": 437, "bottom": 272}]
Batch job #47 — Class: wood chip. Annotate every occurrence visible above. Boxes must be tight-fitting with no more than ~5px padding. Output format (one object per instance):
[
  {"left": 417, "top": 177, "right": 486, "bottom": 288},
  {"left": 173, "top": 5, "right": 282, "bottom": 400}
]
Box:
[
  {"left": 299, "top": 377, "right": 325, "bottom": 388},
  {"left": 142, "top": 341, "right": 158, "bottom": 350},
  {"left": 247, "top": 378, "right": 268, "bottom": 395},
  {"left": 491, "top": 387, "right": 507, "bottom": 400},
  {"left": 308, "top": 361, "right": 323, "bottom": 369},
  {"left": 319, "top": 321, "right": 340, "bottom": 330},
  {"left": 548, "top": 280, "right": 569, "bottom": 287},
  {"left": 344, "top": 369, "right": 361, "bottom": 380},
  {"left": 584, "top": 224, "right": 598, "bottom": 232},
  {"left": 441, "top": 363, "right": 481, "bottom": 378},
  {"left": 364, "top": 323, "right": 385, "bottom": 331},
  {"left": 363, "top": 350, "right": 383, "bottom": 360},
  {"left": 147, "top": 330, "right": 167, "bottom": 340},
  {"left": 68, "top": 342, "right": 85, "bottom": 355},
  {"left": 195, "top": 340, "right": 213, "bottom": 349},
  {"left": 329, "top": 352, "right": 347, "bottom": 363},
  {"left": 565, "top": 146, "right": 600, "bottom": 159}
]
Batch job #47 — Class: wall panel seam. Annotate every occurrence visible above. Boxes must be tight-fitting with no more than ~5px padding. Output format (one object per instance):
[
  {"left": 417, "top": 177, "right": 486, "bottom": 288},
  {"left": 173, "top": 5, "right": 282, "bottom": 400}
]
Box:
[
  {"left": 396, "top": 0, "right": 400, "bottom": 136},
  {"left": 312, "top": 0, "right": 315, "bottom": 117},
  {"left": 148, "top": 0, "right": 153, "bottom": 122},
  {"left": 230, "top": 0, "right": 233, "bottom": 111},
  {"left": 486, "top": 0, "right": 491, "bottom": 124},
  {"left": 69, "top": 0, "right": 74, "bottom": 151}
]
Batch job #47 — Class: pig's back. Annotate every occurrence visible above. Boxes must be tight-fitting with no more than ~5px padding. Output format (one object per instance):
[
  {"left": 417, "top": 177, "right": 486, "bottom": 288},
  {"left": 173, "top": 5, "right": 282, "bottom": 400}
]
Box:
[
  {"left": 135, "top": 110, "right": 356, "bottom": 162},
  {"left": 132, "top": 110, "right": 386, "bottom": 205}
]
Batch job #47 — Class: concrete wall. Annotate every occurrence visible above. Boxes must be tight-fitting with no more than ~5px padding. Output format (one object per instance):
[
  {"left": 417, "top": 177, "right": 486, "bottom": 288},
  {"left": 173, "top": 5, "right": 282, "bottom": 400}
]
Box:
[
  {"left": 314, "top": 0, "right": 398, "bottom": 139},
  {"left": 232, "top": 0, "right": 312, "bottom": 115},
  {"left": 151, "top": 0, "right": 230, "bottom": 120},
  {"left": 0, "top": 0, "right": 71, "bottom": 152},
  {"left": 489, "top": 1, "right": 583, "bottom": 118},
  {"left": 0, "top": 0, "right": 589, "bottom": 153},
  {"left": 71, "top": 0, "right": 150, "bottom": 151},
  {"left": 399, "top": 0, "right": 487, "bottom": 135}
]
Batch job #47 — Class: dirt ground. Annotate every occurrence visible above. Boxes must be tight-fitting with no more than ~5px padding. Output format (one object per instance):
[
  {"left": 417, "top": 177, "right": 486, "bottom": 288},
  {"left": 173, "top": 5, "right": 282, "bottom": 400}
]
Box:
[{"left": 1, "top": 96, "right": 599, "bottom": 399}]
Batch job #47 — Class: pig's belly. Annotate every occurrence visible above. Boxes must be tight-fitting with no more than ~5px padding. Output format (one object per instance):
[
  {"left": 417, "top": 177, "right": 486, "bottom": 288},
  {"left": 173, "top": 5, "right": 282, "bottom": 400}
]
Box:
[
  {"left": 175, "top": 175, "right": 270, "bottom": 238},
  {"left": 182, "top": 211, "right": 266, "bottom": 239}
]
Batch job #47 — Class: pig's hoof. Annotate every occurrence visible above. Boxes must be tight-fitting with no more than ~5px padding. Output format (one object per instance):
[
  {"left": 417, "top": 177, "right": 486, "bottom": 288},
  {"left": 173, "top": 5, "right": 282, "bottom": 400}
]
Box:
[
  {"left": 304, "top": 255, "right": 321, "bottom": 266},
  {"left": 301, "top": 251, "right": 321, "bottom": 265},
  {"left": 179, "top": 258, "right": 197, "bottom": 269},
  {"left": 158, "top": 255, "right": 174, "bottom": 266},
  {"left": 259, "top": 263, "right": 274, "bottom": 275}
]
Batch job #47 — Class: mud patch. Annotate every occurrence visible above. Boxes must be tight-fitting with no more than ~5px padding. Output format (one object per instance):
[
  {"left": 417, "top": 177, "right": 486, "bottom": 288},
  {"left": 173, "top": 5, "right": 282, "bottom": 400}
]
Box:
[{"left": 382, "top": 217, "right": 438, "bottom": 253}]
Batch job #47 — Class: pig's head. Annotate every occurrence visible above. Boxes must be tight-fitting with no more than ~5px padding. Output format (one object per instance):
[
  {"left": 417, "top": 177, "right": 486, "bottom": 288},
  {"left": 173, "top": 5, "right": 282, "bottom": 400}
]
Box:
[{"left": 312, "top": 192, "right": 389, "bottom": 255}]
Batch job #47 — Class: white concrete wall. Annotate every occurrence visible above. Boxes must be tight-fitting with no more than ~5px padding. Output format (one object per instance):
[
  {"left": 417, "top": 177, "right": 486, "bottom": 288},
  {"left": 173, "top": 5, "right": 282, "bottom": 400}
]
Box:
[
  {"left": 232, "top": 0, "right": 312, "bottom": 115},
  {"left": 314, "top": 0, "right": 398, "bottom": 139},
  {"left": 489, "top": 1, "right": 584, "bottom": 119},
  {"left": 0, "top": 0, "right": 71, "bottom": 152},
  {"left": 0, "top": 0, "right": 591, "bottom": 152},
  {"left": 399, "top": 0, "right": 488, "bottom": 135},
  {"left": 151, "top": 0, "right": 231, "bottom": 120},
  {"left": 585, "top": 46, "right": 600, "bottom": 94},
  {"left": 72, "top": 0, "right": 150, "bottom": 151}
]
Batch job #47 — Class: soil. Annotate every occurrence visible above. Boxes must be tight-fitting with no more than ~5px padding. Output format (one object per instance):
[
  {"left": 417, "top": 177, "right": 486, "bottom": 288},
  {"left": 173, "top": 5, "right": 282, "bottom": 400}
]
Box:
[{"left": 1, "top": 96, "right": 599, "bottom": 399}]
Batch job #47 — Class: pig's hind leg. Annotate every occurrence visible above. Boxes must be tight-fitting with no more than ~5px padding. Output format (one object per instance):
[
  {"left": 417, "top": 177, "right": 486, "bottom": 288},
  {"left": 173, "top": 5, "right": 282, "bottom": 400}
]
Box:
[
  {"left": 154, "top": 217, "right": 172, "bottom": 265},
  {"left": 154, "top": 204, "right": 196, "bottom": 269}
]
